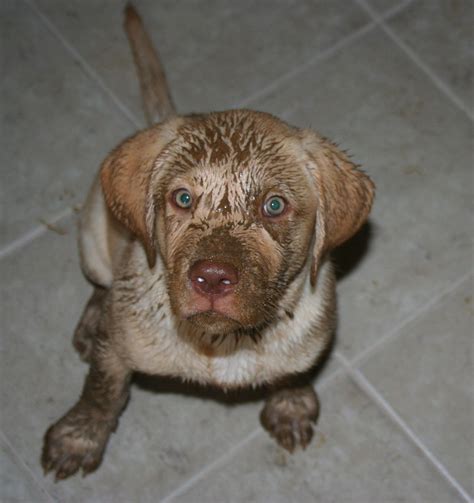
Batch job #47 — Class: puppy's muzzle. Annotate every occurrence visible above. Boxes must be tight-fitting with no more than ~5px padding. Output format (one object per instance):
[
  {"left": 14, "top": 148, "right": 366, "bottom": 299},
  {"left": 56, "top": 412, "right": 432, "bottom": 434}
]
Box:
[{"left": 189, "top": 260, "right": 239, "bottom": 298}]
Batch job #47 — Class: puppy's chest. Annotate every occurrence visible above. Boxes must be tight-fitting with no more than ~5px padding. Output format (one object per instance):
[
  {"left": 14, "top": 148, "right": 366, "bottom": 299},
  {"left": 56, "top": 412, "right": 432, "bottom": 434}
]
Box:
[
  {"left": 120, "top": 312, "right": 288, "bottom": 387},
  {"left": 114, "top": 276, "right": 328, "bottom": 388}
]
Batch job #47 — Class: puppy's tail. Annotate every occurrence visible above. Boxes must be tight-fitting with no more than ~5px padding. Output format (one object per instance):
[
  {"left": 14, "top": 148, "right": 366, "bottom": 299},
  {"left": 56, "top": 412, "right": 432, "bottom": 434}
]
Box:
[{"left": 124, "top": 3, "right": 176, "bottom": 125}]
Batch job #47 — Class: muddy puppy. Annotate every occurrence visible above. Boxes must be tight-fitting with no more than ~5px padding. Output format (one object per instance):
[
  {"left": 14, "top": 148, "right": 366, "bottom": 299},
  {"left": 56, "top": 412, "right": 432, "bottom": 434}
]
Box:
[{"left": 42, "top": 5, "right": 374, "bottom": 480}]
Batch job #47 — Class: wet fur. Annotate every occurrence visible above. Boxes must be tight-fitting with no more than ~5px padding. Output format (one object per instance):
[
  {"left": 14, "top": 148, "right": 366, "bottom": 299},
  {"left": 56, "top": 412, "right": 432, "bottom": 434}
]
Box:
[{"left": 42, "top": 5, "right": 374, "bottom": 480}]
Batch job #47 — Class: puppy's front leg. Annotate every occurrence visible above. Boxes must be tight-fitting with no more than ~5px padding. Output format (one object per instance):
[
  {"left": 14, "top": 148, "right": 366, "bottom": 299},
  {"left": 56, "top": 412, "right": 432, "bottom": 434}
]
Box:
[
  {"left": 42, "top": 341, "right": 131, "bottom": 480},
  {"left": 73, "top": 287, "right": 107, "bottom": 363},
  {"left": 260, "top": 383, "right": 319, "bottom": 453}
]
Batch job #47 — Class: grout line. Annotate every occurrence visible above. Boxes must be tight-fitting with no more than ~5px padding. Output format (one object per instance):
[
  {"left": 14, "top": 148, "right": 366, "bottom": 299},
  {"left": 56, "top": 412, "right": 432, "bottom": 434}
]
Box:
[
  {"left": 236, "top": 0, "right": 414, "bottom": 111},
  {"left": 235, "top": 20, "right": 377, "bottom": 109},
  {"left": 335, "top": 351, "right": 474, "bottom": 503},
  {"left": 25, "top": 0, "right": 142, "bottom": 129},
  {"left": 356, "top": 0, "right": 474, "bottom": 122},
  {"left": 0, "top": 430, "right": 56, "bottom": 503},
  {"left": 0, "top": 207, "right": 73, "bottom": 261},
  {"left": 0, "top": 225, "right": 49, "bottom": 261},
  {"left": 160, "top": 428, "right": 261, "bottom": 503},
  {"left": 161, "top": 364, "right": 346, "bottom": 502},
  {"left": 350, "top": 271, "right": 473, "bottom": 368}
]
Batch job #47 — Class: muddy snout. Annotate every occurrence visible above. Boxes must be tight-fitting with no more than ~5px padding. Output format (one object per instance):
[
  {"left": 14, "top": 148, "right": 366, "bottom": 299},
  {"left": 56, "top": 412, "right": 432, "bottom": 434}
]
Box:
[
  {"left": 170, "top": 228, "right": 278, "bottom": 330},
  {"left": 189, "top": 260, "right": 239, "bottom": 298}
]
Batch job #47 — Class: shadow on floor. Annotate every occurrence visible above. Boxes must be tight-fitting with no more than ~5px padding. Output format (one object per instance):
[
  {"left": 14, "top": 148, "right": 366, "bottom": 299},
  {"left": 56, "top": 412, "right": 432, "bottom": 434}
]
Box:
[{"left": 332, "top": 220, "right": 376, "bottom": 280}]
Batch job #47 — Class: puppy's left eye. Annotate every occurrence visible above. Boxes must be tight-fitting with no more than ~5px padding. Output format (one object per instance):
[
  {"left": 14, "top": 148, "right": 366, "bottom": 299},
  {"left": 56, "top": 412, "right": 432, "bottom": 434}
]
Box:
[
  {"left": 173, "top": 189, "right": 193, "bottom": 209},
  {"left": 263, "top": 196, "right": 286, "bottom": 217}
]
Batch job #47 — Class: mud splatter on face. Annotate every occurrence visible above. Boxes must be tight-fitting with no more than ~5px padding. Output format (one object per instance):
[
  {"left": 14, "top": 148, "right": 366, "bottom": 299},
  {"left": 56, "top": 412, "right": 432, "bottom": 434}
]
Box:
[{"left": 151, "top": 111, "right": 317, "bottom": 336}]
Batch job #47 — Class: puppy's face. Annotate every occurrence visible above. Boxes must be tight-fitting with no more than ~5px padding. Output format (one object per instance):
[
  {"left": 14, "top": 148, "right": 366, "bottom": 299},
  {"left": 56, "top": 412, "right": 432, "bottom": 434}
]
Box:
[
  {"left": 101, "top": 110, "right": 374, "bottom": 336},
  {"left": 153, "top": 114, "right": 317, "bottom": 334}
]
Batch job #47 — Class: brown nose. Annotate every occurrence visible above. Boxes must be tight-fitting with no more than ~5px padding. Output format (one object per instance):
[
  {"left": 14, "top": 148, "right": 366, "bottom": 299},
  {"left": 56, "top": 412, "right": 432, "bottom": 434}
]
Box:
[{"left": 189, "top": 260, "right": 239, "bottom": 297}]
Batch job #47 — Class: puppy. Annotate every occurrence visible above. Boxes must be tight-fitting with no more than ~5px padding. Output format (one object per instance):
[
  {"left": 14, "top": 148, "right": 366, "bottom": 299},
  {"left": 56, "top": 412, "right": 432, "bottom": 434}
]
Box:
[{"left": 42, "top": 5, "right": 374, "bottom": 480}]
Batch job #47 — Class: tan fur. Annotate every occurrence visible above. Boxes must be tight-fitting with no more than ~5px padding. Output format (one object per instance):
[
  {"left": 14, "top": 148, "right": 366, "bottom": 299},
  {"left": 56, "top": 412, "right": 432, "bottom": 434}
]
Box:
[
  {"left": 42, "top": 5, "right": 374, "bottom": 480},
  {"left": 301, "top": 131, "right": 375, "bottom": 285},
  {"left": 100, "top": 118, "right": 184, "bottom": 268},
  {"left": 123, "top": 4, "right": 176, "bottom": 123}
]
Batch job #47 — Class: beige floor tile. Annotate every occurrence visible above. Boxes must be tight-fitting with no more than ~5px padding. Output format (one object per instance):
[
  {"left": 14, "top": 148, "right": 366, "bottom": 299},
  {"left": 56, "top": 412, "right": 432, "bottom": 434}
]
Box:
[
  {"left": 386, "top": 0, "right": 473, "bottom": 113},
  {"left": 0, "top": 435, "right": 52, "bottom": 503},
  {"left": 0, "top": 1, "right": 135, "bottom": 249},
  {"left": 366, "top": 0, "right": 411, "bottom": 14},
  {"left": 361, "top": 277, "right": 474, "bottom": 497}
]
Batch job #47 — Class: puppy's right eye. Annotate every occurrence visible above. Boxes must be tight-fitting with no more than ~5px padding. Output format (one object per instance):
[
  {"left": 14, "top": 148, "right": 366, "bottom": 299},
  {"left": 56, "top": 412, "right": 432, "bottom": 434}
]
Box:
[{"left": 173, "top": 189, "right": 193, "bottom": 209}]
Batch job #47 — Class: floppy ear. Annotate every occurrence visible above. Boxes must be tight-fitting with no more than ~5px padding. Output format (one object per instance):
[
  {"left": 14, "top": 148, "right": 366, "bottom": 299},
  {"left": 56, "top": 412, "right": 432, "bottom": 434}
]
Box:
[
  {"left": 301, "top": 130, "right": 375, "bottom": 286},
  {"left": 100, "top": 118, "right": 183, "bottom": 268}
]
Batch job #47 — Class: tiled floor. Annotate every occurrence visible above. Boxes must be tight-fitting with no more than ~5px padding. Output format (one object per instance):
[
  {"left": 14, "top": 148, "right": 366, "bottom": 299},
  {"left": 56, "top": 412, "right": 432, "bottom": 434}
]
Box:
[{"left": 0, "top": 0, "right": 472, "bottom": 502}]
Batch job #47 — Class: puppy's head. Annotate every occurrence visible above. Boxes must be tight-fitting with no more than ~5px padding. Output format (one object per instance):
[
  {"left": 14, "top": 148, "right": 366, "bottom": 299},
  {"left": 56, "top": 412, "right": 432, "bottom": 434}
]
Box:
[{"left": 101, "top": 110, "right": 374, "bottom": 335}]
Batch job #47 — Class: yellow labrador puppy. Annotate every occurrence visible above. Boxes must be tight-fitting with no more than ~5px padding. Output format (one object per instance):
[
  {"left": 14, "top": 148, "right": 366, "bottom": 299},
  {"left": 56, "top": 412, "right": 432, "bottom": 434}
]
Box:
[{"left": 42, "top": 5, "right": 374, "bottom": 480}]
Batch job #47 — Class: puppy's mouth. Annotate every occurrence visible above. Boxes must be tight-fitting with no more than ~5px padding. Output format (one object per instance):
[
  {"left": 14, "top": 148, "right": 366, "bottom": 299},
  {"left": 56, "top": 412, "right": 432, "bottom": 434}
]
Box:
[
  {"left": 184, "top": 308, "right": 245, "bottom": 336},
  {"left": 186, "top": 309, "right": 237, "bottom": 324},
  {"left": 182, "top": 294, "right": 241, "bottom": 324}
]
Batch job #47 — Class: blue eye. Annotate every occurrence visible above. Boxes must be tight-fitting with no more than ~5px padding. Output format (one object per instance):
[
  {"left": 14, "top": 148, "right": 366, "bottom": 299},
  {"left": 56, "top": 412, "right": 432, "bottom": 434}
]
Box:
[
  {"left": 174, "top": 189, "right": 193, "bottom": 209},
  {"left": 263, "top": 196, "right": 286, "bottom": 217}
]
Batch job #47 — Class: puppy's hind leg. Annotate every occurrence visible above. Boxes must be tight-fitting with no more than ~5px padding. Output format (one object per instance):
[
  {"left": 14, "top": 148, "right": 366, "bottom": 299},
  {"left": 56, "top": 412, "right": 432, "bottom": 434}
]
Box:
[{"left": 73, "top": 287, "right": 107, "bottom": 363}]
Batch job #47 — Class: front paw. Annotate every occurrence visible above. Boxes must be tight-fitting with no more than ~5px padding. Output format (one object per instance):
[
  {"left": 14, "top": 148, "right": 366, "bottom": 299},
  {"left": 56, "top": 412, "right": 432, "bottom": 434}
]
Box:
[
  {"left": 42, "top": 409, "right": 115, "bottom": 480},
  {"left": 260, "top": 386, "right": 319, "bottom": 453}
]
